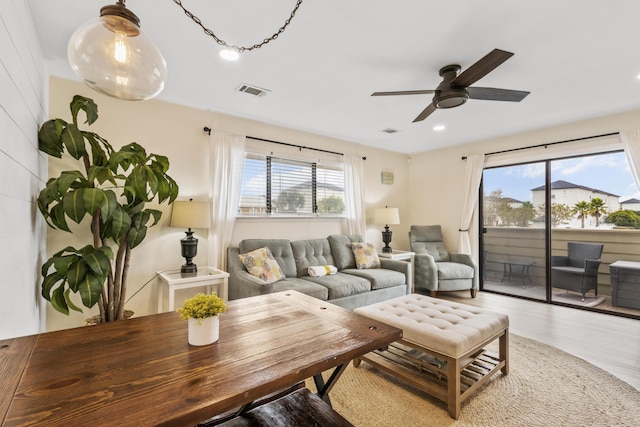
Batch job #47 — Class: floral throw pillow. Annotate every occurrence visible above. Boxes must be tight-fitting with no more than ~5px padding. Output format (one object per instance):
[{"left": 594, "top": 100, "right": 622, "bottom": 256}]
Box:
[
  {"left": 238, "top": 247, "right": 286, "bottom": 284},
  {"left": 351, "top": 242, "right": 381, "bottom": 269}
]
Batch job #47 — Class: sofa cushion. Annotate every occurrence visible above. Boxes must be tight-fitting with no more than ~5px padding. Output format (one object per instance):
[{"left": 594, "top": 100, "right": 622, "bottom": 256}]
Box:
[
  {"left": 238, "top": 247, "right": 285, "bottom": 284},
  {"left": 239, "top": 239, "right": 297, "bottom": 278},
  {"left": 304, "top": 272, "right": 371, "bottom": 299},
  {"left": 341, "top": 268, "right": 405, "bottom": 290},
  {"left": 437, "top": 262, "right": 474, "bottom": 280},
  {"left": 291, "top": 239, "right": 335, "bottom": 278},
  {"left": 269, "top": 278, "right": 329, "bottom": 301},
  {"left": 328, "top": 234, "right": 363, "bottom": 270}
]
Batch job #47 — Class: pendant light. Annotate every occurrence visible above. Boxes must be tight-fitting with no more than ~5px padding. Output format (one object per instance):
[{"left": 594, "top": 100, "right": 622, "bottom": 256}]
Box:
[{"left": 68, "top": 1, "right": 167, "bottom": 101}]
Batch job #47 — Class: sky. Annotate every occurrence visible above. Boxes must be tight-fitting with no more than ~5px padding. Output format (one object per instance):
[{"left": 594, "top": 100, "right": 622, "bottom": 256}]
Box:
[{"left": 483, "top": 151, "right": 640, "bottom": 203}]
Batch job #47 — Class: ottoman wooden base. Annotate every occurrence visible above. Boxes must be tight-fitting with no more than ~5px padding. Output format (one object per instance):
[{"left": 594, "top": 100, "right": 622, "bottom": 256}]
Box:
[{"left": 353, "top": 294, "right": 509, "bottom": 419}]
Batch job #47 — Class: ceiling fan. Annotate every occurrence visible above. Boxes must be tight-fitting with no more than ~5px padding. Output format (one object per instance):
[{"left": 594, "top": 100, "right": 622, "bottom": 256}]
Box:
[{"left": 372, "top": 48, "right": 530, "bottom": 122}]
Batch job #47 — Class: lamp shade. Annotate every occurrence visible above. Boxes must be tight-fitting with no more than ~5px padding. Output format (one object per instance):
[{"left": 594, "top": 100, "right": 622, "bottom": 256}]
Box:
[
  {"left": 170, "top": 201, "right": 210, "bottom": 229},
  {"left": 374, "top": 207, "right": 400, "bottom": 225},
  {"left": 67, "top": 2, "right": 167, "bottom": 101}
]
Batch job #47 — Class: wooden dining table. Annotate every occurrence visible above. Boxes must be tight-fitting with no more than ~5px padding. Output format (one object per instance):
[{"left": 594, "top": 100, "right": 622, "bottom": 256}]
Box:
[{"left": 1, "top": 290, "right": 402, "bottom": 426}]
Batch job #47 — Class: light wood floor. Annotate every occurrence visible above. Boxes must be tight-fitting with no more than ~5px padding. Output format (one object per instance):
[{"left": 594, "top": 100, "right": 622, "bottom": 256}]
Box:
[{"left": 439, "top": 291, "right": 640, "bottom": 390}]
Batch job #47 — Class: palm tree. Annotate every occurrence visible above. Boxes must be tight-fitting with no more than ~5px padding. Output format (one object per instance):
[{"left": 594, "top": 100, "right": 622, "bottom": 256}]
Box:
[
  {"left": 573, "top": 201, "right": 590, "bottom": 228},
  {"left": 589, "top": 197, "right": 607, "bottom": 227}
]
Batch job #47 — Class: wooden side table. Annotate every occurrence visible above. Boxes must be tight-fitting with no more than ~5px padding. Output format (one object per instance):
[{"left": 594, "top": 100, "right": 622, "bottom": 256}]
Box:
[
  {"left": 377, "top": 250, "right": 415, "bottom": 293},
  {"left": 157, "top": 266, "right": 229, "bottom": 312}
]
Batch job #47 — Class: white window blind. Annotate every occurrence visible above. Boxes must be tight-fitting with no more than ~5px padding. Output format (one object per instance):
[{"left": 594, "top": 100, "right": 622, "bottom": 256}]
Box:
[{"left": 238, "top": 151, "right": 345, "bottom": 216}]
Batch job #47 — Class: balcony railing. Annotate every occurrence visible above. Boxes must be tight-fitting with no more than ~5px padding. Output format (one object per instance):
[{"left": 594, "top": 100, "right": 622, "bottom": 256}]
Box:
[{"left": 483, "top": 226, "right": 640, "bottom": 296}]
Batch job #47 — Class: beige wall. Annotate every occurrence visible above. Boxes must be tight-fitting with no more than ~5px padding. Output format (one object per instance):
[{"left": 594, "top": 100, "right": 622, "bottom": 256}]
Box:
[
  {"left": 408, "top": 109, "right": 640, "bottom": 261},
  {"left": 45, "top": 77, "right": 411, "bottom": 331},
  {"left": 0, "top": 1, "right": 49, "bottom": 340}
]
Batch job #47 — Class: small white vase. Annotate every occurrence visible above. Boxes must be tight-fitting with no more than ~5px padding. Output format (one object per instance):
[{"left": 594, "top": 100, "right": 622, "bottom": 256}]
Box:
[{"left": 188, "top": 316, "right": 219, "bottom": 346}]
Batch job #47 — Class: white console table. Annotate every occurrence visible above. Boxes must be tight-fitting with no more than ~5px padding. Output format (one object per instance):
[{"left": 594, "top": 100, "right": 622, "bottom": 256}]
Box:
[
  {"left": 377, "top": 249, "right": 415, "bottom": 292},
  {"left": 157, "top": 266, "right": 229, "bottom": 312}
]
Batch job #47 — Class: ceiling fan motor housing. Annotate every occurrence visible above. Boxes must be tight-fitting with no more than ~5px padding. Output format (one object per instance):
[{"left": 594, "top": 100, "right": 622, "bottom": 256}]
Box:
[{"left": 434, "top": 87, "right": 469, "bottom": 109}]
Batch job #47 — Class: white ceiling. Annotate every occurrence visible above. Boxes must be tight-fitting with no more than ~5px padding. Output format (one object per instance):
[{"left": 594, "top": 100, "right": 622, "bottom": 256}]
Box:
[{"left": 26, "top": 0, "right": 640, "bottom": 154}]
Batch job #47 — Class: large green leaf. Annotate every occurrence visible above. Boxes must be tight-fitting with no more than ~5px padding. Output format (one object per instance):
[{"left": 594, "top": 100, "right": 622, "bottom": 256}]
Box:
[
  {"left": 42, "top": 272, "right": 64, "bottom": 301},
  {"left": 83, "top": 188, "right": 106, "bottom": 215},
  {"left": 38, "top": 119, "right": 64, "bottom": 158},
  {"left": 84, "top": 132, "right": 110, "bottom": 166},
  {"left": 70, "top": 95, "right": 98, "bottom": 126},
  {"left": 84, "top": 247, "right": 113, "bottom": 279},
  {"left": 126, "top": 166, "right": 149, "bottom": 201},
  {"left": 63, "top": 189, "right": 87, "bottom": 223},
  {"left": 57, "top": 171, "right": 85, "bottom": 194},
  {"left": 151, "top": 155, "right": 170, "bottom": 173},
  {"left": 88, "top": 165, "right": 117, "bottom": 186},
  {"left": 64, "top": 289, "right": 83, "bottom": 313},
  {"left": 66, "top": 259, "right": 88, "bottom": 292},
  {"left": 51, "top": 285, "right": 70, "bottom": 315},
  {"left": 146, "top": 209, "right": 163, "bottom": 227},
  {"left": 127, "top": 225, "right": 147, "bottom": 249},
  {"left": 99, "top": 190, "right": 118, "bottom": 222},
  {"left": 77, "top": 272, "right": 103, "bottom": 308},
  {"left": 52, "top": 254, "right": 78, "bottom": 276},
  {"left": 62, "top": 123, "right": 86, "bottom": 160},
  {"left": 109, "top": 205, "right": 132, "bottom": 241},
  {"left": 50, "top": 202, "right": 71, "bottom": 231}
]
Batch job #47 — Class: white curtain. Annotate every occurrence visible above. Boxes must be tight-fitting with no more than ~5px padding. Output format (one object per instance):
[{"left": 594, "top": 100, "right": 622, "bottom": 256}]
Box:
[
  {"left": 458, "top": 154, "right": 485, "bottom": 254},
  {"left": 620, "top": 129, "right": 640, "bottom": 195},
  {"left": 208, "top": 130, "right": 245, "bottom": 270},
  {"left": 344, "top": 153, "right": 366, "bottom": 238}
]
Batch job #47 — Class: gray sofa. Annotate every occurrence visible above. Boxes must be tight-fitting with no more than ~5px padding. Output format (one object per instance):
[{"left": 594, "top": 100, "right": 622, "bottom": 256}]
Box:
[{"left": 227, "top": 234, "right": 410, "bottom": 310}]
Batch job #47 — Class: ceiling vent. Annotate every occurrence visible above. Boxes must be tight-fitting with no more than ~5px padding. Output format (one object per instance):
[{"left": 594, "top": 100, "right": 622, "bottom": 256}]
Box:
[
  {"left": 381, "top": 128, "right": 399, "bottom": 134},
  {"left": 236, "top": 83, "right": 270, "bottom": 97}
]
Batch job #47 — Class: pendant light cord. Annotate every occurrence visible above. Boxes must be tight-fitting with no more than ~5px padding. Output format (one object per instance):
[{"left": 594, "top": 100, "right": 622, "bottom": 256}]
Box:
[{"left": 172, "top": 0, "right": 304, "bottom": 53}]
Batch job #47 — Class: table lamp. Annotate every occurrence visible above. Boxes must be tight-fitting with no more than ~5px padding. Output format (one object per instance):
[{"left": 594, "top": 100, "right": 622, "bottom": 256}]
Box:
[
  {"left": 170, "top": 199, "right": 210, "bottom": 276},
  {"left": 374, "top": 206, "right": 400, "bottom": 253}
]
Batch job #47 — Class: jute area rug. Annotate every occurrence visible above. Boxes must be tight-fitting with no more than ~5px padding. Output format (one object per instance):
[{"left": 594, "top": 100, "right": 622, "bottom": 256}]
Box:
[{"left": 307, "top": 334, "right": 640, "bottom": 426}]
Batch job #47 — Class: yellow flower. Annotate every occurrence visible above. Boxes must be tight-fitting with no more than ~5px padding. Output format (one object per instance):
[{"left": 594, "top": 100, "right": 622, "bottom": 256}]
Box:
[{"left": 177, "top": 293, "right": 227, "bottom": 321}]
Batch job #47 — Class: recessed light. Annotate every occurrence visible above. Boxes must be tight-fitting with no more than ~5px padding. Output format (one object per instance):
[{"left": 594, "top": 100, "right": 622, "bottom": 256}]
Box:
[
  {"left": 433, "top": 125, "right": 446, "bottom": 132},
  {"left": 220, "top": 49, "right": 240, "bottom": 61}
]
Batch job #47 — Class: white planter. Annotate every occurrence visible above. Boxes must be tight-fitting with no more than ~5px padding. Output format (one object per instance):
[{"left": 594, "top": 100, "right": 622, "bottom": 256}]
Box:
[{"left": 188, "top": 316, "right": 220, "bottom": 346}]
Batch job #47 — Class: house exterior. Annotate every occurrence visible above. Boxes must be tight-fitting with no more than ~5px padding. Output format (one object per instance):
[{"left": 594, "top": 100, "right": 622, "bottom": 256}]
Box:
[
  {"left": 620, "top": 198, "right": 640, "bottom": 212},
  {"left": 531, "top": 180, "right": 621, "bottom": 228}
]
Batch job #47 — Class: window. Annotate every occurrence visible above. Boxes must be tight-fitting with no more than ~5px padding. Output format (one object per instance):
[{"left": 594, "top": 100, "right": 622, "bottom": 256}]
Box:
[{"left": 238, "top": 152, "right": 345, "bottom": 216}]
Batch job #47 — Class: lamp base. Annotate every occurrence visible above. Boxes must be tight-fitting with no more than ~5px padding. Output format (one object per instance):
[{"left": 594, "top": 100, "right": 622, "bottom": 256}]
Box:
[
  {"left": 181, "top": 263, "right": 197, "bottom": 277},
  {"left": 381, "top": 226, "right": 393, "bottom": 253},
  {"left": 180, "top": 230, "right": 199, "bottom": 277}
]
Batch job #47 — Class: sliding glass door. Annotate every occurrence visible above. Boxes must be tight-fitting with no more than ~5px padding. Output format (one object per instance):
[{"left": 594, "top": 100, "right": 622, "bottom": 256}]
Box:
[
  {"left": 481, "top": 149, "right": 640, "bottom": 319},
  {"left": 481, "top": 163, "right": 546, "bottom": 301}
]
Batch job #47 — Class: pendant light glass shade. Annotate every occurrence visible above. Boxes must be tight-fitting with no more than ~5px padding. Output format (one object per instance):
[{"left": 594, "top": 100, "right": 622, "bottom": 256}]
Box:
[{"left": 67, "top": 2, "right": 167, "bottom": 101}]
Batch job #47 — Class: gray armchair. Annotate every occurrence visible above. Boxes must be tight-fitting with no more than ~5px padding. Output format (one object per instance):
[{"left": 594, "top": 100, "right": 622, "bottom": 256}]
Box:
[
  {"left": 409, "top": 225, "right": 478, "bottom": 298},
  {"left": 551, "top": 242, "right": 604, "bottom": 301}
]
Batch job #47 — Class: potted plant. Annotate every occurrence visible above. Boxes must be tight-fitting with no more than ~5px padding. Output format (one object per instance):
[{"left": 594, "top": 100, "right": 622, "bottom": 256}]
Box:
[
  {"left": 177, "top": 293, "right": 227, "bottom": 345},
  {"left": 38, "top": 95, "right": 179, "bottom": 322}
]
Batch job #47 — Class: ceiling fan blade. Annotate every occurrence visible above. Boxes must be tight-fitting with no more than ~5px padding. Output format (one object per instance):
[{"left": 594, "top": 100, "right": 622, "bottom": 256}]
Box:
[
  {"left": 413, "top": 103, "right": 437, "bottom": 122},
  {"left": 371, "top": 90, "right": 435, "bottom": 96},
  {"left": 452, "top": 49, "right": 514, "bottom": 88},
  {"left": 468, "top": 87, "right": 530, "bottom": 102}
]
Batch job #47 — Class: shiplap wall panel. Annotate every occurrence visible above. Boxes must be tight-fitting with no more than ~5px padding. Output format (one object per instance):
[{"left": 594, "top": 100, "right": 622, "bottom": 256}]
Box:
[{"left": 0, "top": 0, "right": 47, "bottom": 339}]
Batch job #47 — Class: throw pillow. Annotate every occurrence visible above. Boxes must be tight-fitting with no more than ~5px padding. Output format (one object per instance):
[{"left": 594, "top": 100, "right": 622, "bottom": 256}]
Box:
[
  {"left": 238, "top": 246, "right": 285, "bottom": 284},
  {"left": 350, "top": 242, "right": 381, "bottom": 269}
]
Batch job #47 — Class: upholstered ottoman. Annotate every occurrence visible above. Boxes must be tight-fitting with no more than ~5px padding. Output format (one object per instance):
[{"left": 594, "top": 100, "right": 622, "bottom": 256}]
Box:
[{"left": 354, "top": 294, "right": 509, "bottom": 419}]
